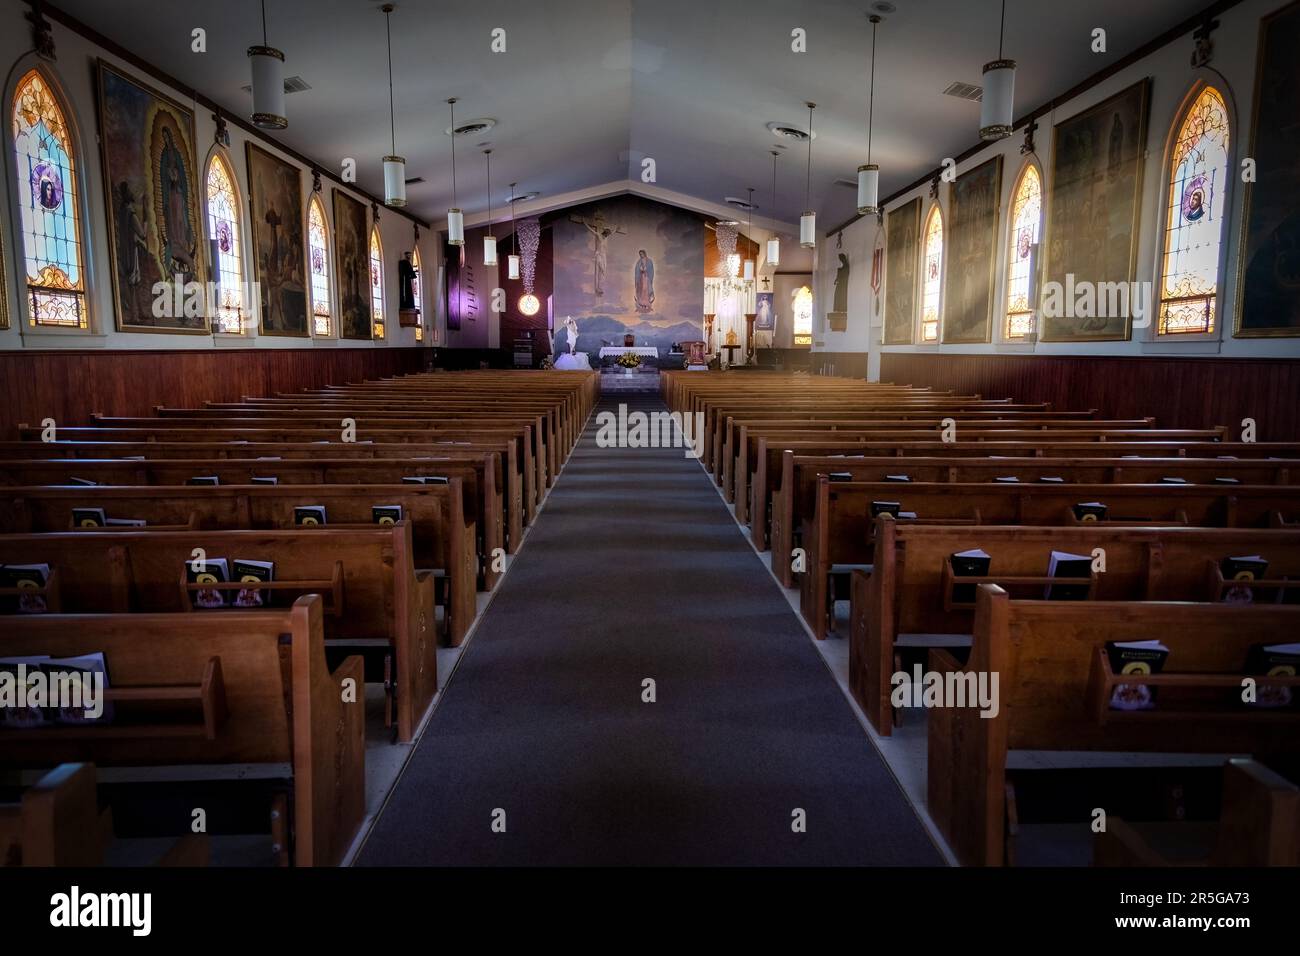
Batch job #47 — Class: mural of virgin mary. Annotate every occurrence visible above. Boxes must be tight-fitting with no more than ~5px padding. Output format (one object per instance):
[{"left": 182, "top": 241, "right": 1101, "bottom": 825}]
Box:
[
  {"left": 634, "top": 249, "right": 655, "bottom": 313},
  {"left": 157, "top": 127, "right": 196, "bottom": 275}
]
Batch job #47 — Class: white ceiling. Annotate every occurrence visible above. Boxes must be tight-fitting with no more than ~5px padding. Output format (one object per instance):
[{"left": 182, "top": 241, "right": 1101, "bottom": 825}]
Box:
[{"left": 54, "top": 0, "right": 1213, "bottom": 230}]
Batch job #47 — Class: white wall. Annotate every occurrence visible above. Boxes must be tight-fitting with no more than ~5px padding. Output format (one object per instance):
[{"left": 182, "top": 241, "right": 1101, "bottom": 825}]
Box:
[
  {"left": 0, "top": 8, "right": 441, "bottom": 352},
  {"left": 813, "top": 0, "right": 1300, "bottom": 376}
]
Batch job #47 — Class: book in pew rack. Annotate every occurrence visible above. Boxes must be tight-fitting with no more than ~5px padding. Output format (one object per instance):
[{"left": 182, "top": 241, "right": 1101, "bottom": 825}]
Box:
[
  {"left": 950, "top": 549, "right": 991, "bottom": 604},
  {"left": 0, "top": 564, "right": 51, "bottom": 614},
  {"left": 233, "top": 559, "right": 274, "bottom": 608},
  {"left": 294, "top": 505, "right": 327, "bottom": 526},
  {"left": 1105, "top": 640, "right": 1169, "bottom": 711},
  {"left": 1045, "top": 551, "right": 1092, "bottom": 600},
  {"left": 187, "top": 556, "right": 230, "bottom": 609},
  {"left": 373, "top": 505, "right": 403, "bottom": 526},
  {"left": 1221, "top": 554, "right": 1268, "bottom": 604},
  {"left": 1244, "top": 642, "right": 1300, "bottom": 709}
]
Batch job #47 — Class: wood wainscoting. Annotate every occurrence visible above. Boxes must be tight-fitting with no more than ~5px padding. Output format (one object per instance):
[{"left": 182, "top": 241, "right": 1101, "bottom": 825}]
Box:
[
  {"left": 880, "top": 353, "right": 1300, "bottom": 442},
  {"left": 0, "top": 347, "right": 430, "bottom": 438}
]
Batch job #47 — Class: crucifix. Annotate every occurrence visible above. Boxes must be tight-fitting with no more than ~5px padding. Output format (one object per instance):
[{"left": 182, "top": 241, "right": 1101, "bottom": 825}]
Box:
[
  {"left": 1020, "top": 118, "right": 1038, "bottom": 156},
  {"left": 569, "top": 209, "right": 626, "bottom": 296}
]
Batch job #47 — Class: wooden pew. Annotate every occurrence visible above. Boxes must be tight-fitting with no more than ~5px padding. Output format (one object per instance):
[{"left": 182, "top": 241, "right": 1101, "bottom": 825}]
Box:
[
  {"left": 927, "top": 585, "right": 1300, "bottom": 866},
  {"left": 849, "top": 521, "right": 1300, "bottom": 734},
  {"left": 1093, "top": 758, "right": 1300, "bottom": 867},
  {"left": 0, "top": 524, "right": 437, "bottom": 742},
  {"left": 802, "top": 477, "right": 1300, "bottom": 637},
  {"left": 764, "top": 451, "right": 1300, "bottom": 579},
  {"left": 0, "top": 596, "right": 363, "bottom": 866}
]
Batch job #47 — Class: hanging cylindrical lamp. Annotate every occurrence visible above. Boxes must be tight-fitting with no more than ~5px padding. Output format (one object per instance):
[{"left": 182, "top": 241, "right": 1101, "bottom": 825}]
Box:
[
  {"left": 248, "top": 0, "right": 287, "bottom": 129},
  {"left": 482, "top": 149, "right": 498, "bottom": 265},
  {"left": 800, "top": 102, "right": 816, "bottom": 248},
  {"left": 857, "top": 15, "right": 882, "bottom": 215},
  {"left": 446, "top": 98, "right": 463, "bottom": 245},
  {"left": 767, "top": 150, "right": 780, "bottom": 267},
  {"left": 980, "top": 0, "right": 1016, "bottom": 141},
  {"left": 743, "top": 187, "right": 756, "bottom": 281},
  {"left": 380, "top": 5, "right": 406, "bottom": 206},
  {"left": 507, "top": 183, "right": 521, "bottom": 280}
]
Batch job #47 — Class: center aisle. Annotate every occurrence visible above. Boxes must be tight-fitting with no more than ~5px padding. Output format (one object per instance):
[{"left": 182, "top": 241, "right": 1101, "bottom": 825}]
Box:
[{"left": 356, "top": 393, "right": 942, "bottom": 865}]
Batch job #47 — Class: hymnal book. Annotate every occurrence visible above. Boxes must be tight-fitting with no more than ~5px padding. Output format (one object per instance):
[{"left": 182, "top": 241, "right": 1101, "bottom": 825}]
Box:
[
  {"left": 1160, "top": 476, "right": 1188, "bottom": 484},
  {"left": 1105, "top": 640, "right": 1169, "bottom": 711},
  {"left": 1221, "top": 555, "right": 1268, "bottom": 605},
  {"left": 1214, "top": 477, "right": 1241, "bottom": 485},
  {"left": 373, "top": 505, "right": 403, "bottom": 526},
  {"left": 294, "top": 505, "right": 327, "bottom": 526},
  {"left": 1072, "top": 501, "right": 1108, "bottom": 522},
  {"left": 994, "top": 476, "right": 1020, "bottom": 483},
  {"left": 870, "top": 501, "right": 901, "bottom": 519},
  {"left": 255, "top": 456, "right": 283, "bottom": 461},
  {"left": 1039, "top": 476, "right": 1065, "bottom": 483},
  {"left": 0, "top": 656, "right": 52, "bottom": 727},
  {"left": 827, "top": 472, "right": 852, "bottom": 483},
  {"left": 187, "top": 475, "right": 220, "bottom": 486},
  {"left": 1045, "top": 551, "right": 1092, "bottom": 600},
  {"left": 1243, "top": 643, "right": 1300, "bottom": 709},
  {"left": 949, "top": 549, "right": 991, "bottom": 603},
  {"left": 72, "top": 507, "right": 107, "bottom": 528},
  {"left": 104, "top": 518, "right": 146, "bottom": 527},
  {"left": 232, "top": 559, "right": 274, "bottom": 608},
  {"left": 187, "top": 557, "right": 229, "bottom": 609},
  {"left": 68, "top": 477, "right": 98, "bottom": 487},
  {"left": 885, "top": 475, "right": 911, "bottom": 483},
  {"left": 46, "top": 652, "right": 113, "bottom": 725},
  {"left": 0, "top": 564, "right": 51, "bottom": 614},
  {"left": 898, "top": 511, "right": 918, "bottom": 520},
  {"left": 250, "top": 476, "right": 279, "bottom": 485},
  {"left": 402, "top": 475, "right": 450, "bottom": 485}
]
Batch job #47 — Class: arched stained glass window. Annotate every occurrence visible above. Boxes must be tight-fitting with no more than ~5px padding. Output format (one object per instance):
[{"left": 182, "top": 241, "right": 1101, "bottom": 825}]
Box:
[
  {"left": 411, "top": 247, "right": 424, "bottom": 342},
  {"left": 204, "top": 151, "right": 245, "bottom": 333},
  {"left": 369, "top": 227, "right": 385, "bottom": 340},
  {"left": 1004, "top": 163, "right": 1043, "bottom": 339},
  {"left": 11, "top": 68, "right": 87, "bottom": 328},
  {"left": 1158, "top": 85, "right": 1230, "bottom": 335},
  {"left": 920, "top": 205, "right": 944, "bottom": 342},
  {"left": 792, "top": 285, "right": 813, "bottom": 346},
  {"left": 308, "top": 194, "right": 332, "bottom": 336}
]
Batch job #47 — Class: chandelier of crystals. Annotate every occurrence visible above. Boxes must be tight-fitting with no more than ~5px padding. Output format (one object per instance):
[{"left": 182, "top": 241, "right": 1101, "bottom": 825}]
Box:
[
  {"left": 714, "top": 222, "right": 748, "bottom": 298},
  {"left": 518, "top": 218, "right": 541, "bottom": 293}
]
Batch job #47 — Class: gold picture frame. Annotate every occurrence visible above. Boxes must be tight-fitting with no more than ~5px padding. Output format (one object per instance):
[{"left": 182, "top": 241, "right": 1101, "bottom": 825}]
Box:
[
  {"left": 943, "top": 156, "right": 1003, "bottom": 344},
  {"left": 245, "top": 142, "right": 309, "bottom": 337},
  {"left": 883, "top": 197, "right": 921, "bottom": 345}
]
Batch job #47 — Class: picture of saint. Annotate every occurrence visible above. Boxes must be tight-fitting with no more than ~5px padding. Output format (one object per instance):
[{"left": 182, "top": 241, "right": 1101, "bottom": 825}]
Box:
[
  {"left": 570, "top": 209, "right": 626, "bottom": 295},
  {"left": 1182, "top": 176, "right": 1210, "bottom": 223},
  {"left": 158, "top": 127, "right": 196, "bottom": 275},
  {"left": 634, "top": 249, "right": 655, "bottom": 312},
  {"left": 31, "top": 163, "right": 63, "bottom": 210}
]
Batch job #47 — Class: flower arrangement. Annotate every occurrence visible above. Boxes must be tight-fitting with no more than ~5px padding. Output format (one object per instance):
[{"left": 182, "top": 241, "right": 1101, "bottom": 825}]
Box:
[{"left": 616, "top": 351, "right": 642, "bottom": 370}]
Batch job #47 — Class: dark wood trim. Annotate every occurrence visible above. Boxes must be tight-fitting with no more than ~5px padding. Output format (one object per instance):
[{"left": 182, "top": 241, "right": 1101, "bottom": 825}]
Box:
[
  {"left": 827, "top": 0, "right": 1247, "bottom": 235},
  {"left": 35, "top": 0, "right": 429, "bottom": 228}
]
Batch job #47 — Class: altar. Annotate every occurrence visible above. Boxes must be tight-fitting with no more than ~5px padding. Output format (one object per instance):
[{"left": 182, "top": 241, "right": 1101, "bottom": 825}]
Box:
[{"left": 598, "top": 346, "right": 660, "bottom": 359}]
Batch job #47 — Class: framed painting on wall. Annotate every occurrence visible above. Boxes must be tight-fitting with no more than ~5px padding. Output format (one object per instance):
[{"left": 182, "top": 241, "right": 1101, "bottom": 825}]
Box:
[
  {"left": 245, "top": 142, "right": 308, "bottom": 336},
  {"left": 1041, "top": 77, "right": 1150, "bottom": 342},
  {"left": 883, "top": 197, "right": 921, "bottom": 345},
  {"left": 332, "top": 189, "right": 371, "bottom": 339},
  {"left": 943, "top": 156, "right": 1002, "bottom": 343},
  {"left": 1235, "top": 0, "right": 1300, "bottom": 337},
  {"left": 95, "top": 60, "right": 208, "bottom": 333}
]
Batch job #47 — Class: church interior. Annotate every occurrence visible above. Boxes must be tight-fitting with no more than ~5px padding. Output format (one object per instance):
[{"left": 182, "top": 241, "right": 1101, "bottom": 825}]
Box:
[{"left": 0, "top": 0, "right": 1299, "bottom": 920}]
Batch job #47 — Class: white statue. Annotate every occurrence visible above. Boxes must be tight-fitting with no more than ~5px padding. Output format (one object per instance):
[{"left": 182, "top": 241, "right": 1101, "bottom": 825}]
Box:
[
  {"left": 564, "top": 316, "right": 579, "bottom": 354},
  {"left": 554, "top": 316, "right": 590, "bottom": 370}
]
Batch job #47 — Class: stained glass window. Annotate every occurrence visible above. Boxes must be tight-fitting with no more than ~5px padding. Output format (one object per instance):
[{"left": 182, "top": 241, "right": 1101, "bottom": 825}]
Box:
[
  {"left": 11, "top": 68, "right": 87, "bottom": 329},
  {"left": 792, "top": 285, "right": 813, "bottom": 346},
  {"left": 308, "top": 194, "right": 332, "bottom": 336},
  {"left": 369, "top": 227, "right": 385, "bottom": 340},
  {"left": 1158, "top": 86, "right": 1230, "bottom": 335},
  {"left": 411, "top": 247, "right": 424, "bottom": 342},
  {"left": 204, "top": 151, "right": 245, "bottom": 333},
  {"left": 920, "top": 205, "right": 944, "bottom": 342},
  {"left": 1004, "top": 163, "right": 1043, "bottom": 339}
]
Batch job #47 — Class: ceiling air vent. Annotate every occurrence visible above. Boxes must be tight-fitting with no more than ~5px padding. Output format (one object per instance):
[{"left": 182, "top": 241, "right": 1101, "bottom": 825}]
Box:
[
  {"left": 240, "top": 76, "right": 312, "bottom": 95},
  {"left": 404, "top": 176, "right": 425, "bottom": 185},
  {"left": 444, "top": 118, "right": 497, "bottom": 137},
  {"left": 725, "top": 196, "right": 757, "bottom": 211},
  {"left": 943, "top": 81, "right": 983, "bottom": 102}
]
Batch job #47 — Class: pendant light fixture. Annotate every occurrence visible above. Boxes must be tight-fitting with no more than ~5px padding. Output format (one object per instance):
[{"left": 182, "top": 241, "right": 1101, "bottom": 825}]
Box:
[
  {"left": 980, "top": 0, "right": 1016, "bottom": 141},
  {"left": 507, "top": 182, "right": 521, "bottom": 280},
  {"left": 380, "top": 4, "right": 405, "bottom": 206},
  {"left": 800, "top": 102, "right": 816, "bottom": 248},
  {"left": 857, "top": 15, "right": 882, "bottom": 215},
  {"left": 248, "top": 0, "right": 287, "bottom": 129},
  {"left": 446, "top": 98, "right": 463, "bottom": 245},
  {"left": 743, "top": 187, "right": 756, "bottom": 282},
  {"left": 482, "top": 149, "right": 498, "bottom": 266},
  {"left": 767, "top": 150, "right": 780, "bottom": 268}
]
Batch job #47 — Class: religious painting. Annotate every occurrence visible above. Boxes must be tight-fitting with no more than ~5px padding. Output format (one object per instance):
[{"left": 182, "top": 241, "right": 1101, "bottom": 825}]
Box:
[
  {"left": 95, "top": 61, "right": 207, "bottom": 333},
  {"left": 1041, "top": 78, "right": 1150, "bottom": 342},
  {"left": 943, "top": 157, "right": 1002, "bottom": 343},
  {"left": 552, "top": 195, "right": 703, "bottom": 364},
  {"left": 754, "top": 291, "right": 775, "bottom": 331},
  {"left": 332, "top": 189, "right": 370, "bottom": 339},
  {"left": 245, "top": 142, "right": 308, "bottom": 336},
  {"left": 1235, "top": 0, "right": 1300, "bottom": 337},
  {"left": 883, "top": 198, "right": 921, "bottom": 345}
]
